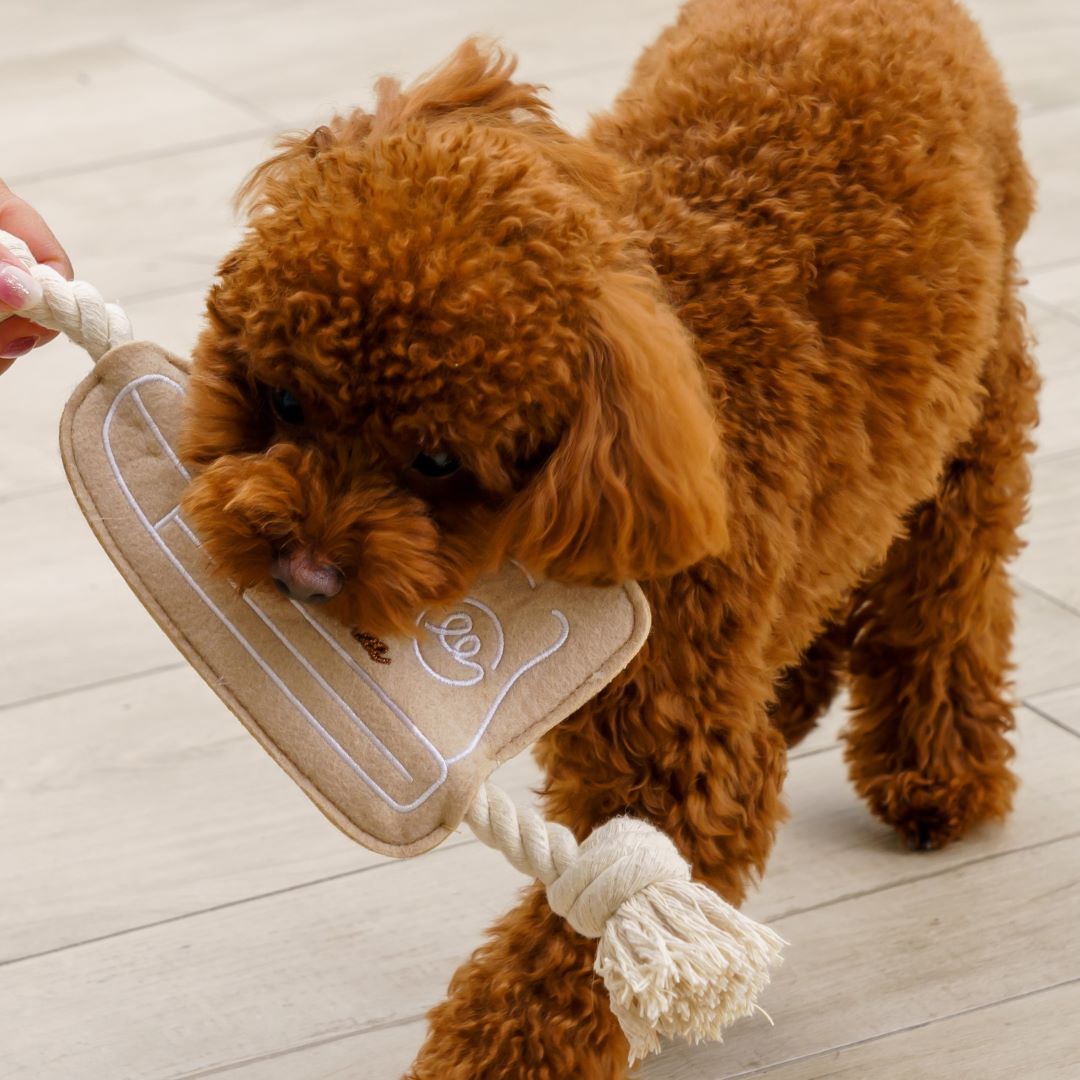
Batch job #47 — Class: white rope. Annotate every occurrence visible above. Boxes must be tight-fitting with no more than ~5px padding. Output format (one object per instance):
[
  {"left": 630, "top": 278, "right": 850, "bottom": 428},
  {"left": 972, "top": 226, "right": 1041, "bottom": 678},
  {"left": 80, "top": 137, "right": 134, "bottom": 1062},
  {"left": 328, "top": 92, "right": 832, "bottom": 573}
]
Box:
[
  {"left": 464, "top": 780, "right": 579, "bottom": 885},
  {"left": 0, "top": 228, "right": 132, "bottom": 362},
  {"left": 465, "top": 782, "right": 785, "bottom": 1061}
]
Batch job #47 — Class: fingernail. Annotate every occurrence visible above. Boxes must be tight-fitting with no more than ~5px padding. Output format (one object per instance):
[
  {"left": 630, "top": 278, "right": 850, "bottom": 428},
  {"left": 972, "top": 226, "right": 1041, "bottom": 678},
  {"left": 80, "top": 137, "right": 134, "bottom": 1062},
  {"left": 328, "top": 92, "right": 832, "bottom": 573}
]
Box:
[
  {"left": 0, "top": 264, "right": 43, "bottom": 312},
  {"left": 1, "top": 336, "right": 39, "bottom": 359}
]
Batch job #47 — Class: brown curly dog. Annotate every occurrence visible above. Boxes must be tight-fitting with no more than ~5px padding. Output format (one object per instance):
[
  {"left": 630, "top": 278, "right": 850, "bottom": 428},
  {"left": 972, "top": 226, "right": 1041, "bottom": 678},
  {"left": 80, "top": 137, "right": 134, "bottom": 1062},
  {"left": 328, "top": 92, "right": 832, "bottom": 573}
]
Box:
[{"left": 179, "top": 0, "right": 1039, "bottom": 1074}]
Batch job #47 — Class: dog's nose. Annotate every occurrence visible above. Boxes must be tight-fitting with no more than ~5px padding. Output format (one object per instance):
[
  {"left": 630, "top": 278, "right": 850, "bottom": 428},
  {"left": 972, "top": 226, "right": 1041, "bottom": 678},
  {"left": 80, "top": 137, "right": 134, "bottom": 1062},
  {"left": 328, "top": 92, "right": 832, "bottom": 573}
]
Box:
[{"left": 271, "top": 549, "right": 343, "bottom": 604}]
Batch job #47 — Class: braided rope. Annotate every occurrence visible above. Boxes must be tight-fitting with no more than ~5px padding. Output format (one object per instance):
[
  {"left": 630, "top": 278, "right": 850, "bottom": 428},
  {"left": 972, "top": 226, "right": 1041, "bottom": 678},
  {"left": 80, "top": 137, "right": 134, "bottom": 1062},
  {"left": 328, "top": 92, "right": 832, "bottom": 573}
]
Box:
[
  {"left": 467, "top": 783, "right": 693, "bottom": 939},
  {"left": 0, "top": 228, "right": 132, "bottom": 361},
  {"left": 464, "top": 782, "right": 579, "bottom": 886}
]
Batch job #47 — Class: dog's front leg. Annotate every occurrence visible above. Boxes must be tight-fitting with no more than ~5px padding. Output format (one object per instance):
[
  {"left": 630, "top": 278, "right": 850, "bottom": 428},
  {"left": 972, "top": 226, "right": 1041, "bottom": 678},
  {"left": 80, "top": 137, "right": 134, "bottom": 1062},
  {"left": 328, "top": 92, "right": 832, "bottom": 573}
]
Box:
[
  {"left": 407, "top": 883, "right": 625, "bottom": 1080},
  {"left": 407, "top": 631, "right": 790, "bottom": 1079}
]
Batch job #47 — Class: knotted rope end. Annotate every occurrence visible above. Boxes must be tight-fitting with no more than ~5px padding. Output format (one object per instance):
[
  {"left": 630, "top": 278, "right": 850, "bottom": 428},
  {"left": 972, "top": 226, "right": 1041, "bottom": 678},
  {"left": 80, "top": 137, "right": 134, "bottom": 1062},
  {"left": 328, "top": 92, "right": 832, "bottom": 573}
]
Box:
[
  {"left": 595, "top": 873, "right": 784, "bottom": 1061},
  {"left": 548, "top": 815, "right": 784, "bottom": 1063}
]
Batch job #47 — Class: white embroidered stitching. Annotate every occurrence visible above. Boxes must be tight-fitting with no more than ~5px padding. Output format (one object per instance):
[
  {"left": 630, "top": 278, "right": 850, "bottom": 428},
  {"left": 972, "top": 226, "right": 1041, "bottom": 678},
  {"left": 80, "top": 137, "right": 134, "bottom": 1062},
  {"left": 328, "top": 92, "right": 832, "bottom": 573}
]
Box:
[
  {"left": 132, "top": 387, "right": 191, "bottom": 481},
  {"left": 509, "top": 559, "right": 537, "bottom": 590},
  {"left": 103, "top": 375, "right": 427, "bottom": 807},
  {"left": 446, "top": 611, "right": 570, "bottom": 765},
  {"left": 103, "top": 372, "right": 573, "bottom": 817},
  {"left": 243, "top": 594, "right": 414, "bottom": 782},
  {"left": 412, "top": 598, "right": 505, "bottom": 686},
  {"left": 103, "top": 378, "right": 419, "bottom": 805}
]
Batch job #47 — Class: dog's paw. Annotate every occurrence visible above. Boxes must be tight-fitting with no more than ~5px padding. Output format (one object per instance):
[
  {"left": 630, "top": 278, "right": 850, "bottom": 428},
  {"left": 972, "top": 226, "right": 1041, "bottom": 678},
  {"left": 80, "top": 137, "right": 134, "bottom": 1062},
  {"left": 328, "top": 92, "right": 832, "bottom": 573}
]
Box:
[{"left": 859, "top": 767, "right": 1016, "bottom": 851}]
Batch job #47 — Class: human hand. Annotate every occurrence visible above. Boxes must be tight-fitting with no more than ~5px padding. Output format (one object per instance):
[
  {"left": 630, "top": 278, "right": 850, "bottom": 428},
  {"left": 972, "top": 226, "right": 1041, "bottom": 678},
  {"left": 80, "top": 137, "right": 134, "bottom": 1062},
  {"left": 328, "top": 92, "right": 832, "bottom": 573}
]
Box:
[{"left": 0, "top": 180, "right": 73, "bottom": 375}]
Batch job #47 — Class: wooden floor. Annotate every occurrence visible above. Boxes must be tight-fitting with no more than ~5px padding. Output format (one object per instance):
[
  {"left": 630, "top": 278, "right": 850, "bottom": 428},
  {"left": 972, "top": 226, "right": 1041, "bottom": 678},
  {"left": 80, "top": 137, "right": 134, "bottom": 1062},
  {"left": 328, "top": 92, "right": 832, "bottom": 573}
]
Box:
[{"left": 1, "top": 1, "right": 1078, "bottom": 1077}]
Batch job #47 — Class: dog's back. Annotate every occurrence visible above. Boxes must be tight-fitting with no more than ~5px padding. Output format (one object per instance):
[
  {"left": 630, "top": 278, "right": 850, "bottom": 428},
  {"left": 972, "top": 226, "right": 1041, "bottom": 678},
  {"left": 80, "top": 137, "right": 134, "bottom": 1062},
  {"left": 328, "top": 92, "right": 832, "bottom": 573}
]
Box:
[{"left": 590, "top": 0, "right": 1036, "bottom": 642}]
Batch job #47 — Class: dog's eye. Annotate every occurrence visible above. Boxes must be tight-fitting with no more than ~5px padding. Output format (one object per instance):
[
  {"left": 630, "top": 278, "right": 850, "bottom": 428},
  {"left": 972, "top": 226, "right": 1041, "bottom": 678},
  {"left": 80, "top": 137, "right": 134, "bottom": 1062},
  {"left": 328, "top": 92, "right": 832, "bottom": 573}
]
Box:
[
  {"left": 270, "top": 388, "right": 304, "bottom": 426},
  {"left": 411, "top": 449, "right": 460, "bottom": 479}
]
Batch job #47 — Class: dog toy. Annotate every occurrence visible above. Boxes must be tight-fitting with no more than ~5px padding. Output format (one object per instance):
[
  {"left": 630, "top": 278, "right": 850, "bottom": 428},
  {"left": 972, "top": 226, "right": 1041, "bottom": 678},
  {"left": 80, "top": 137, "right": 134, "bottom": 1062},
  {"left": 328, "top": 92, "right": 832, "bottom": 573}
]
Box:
[{"left": 3, "top": 228, "right": 783, "bottom": 1061}]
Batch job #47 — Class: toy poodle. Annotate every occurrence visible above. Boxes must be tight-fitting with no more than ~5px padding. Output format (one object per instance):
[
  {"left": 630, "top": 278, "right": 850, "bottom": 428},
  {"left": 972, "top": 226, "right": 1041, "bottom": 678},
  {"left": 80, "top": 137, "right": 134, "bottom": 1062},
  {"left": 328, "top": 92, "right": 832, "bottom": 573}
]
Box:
[{"left": 179, "top": 0, "right": 1039, "bottom": 1074}]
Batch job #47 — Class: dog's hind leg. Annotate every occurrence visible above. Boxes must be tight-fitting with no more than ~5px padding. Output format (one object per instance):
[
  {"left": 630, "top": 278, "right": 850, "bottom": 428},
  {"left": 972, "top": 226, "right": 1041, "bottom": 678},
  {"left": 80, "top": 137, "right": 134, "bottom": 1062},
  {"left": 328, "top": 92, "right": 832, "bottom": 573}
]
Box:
[
  {"left": 768, "top": 617, "right": 849, "bottom": 749},
  {"left": 842, "top": 287, "right": 1039, "bottom": 851}
]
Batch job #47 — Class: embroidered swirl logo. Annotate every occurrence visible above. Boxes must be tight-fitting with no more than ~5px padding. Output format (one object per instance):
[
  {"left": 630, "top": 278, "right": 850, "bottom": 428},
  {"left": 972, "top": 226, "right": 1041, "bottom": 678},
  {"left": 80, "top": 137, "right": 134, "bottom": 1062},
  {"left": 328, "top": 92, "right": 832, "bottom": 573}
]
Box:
[{"left": 412, "top": 599, "right": 506, "bottom": 687}]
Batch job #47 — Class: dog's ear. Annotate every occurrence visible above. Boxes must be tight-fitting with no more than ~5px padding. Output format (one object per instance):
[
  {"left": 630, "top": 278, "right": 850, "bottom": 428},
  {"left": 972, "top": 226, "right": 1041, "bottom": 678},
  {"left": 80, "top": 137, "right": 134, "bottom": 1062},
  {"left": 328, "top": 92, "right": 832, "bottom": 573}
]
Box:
[
  {"left": 500, "top": 269, "right": 729, "bottom": 584},
  {"left": 235, "top": 115, "right": 372, "bottom": 214}
]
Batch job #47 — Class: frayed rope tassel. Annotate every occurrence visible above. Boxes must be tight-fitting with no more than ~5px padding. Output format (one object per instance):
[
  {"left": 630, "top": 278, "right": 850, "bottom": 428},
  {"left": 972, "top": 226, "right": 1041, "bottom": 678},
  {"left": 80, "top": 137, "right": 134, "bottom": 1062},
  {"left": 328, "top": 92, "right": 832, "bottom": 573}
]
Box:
[{"left": 464, "top": 784, "right": 785, "bottom": 1063}]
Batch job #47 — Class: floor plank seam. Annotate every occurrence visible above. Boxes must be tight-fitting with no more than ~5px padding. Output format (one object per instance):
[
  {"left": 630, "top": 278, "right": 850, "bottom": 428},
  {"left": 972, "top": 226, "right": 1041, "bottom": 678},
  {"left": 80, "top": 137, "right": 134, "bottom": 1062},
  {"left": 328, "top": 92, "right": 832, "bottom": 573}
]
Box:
[
  {"left": 1013, "top": 574, "right": 1080, "bottom": 620},
  {"left": 766, "top": 828, "right": 1080, "bottom": 924},
  {"left": 1024, "top": 253, "right": 1080, "bottom": 275},
  {"left": 7, "top": 125, "right": 277, "bottom": 187},
  {"left": 165, "top": 1012, "right": 430, "bottom": 1080},
  {"left": 787, "top": 741, "right": 841, "bottom": 762},
  {"left": 1023, "top": 697, "right": 1080, "bottom": 739},
  {"left": 0, "top": 661, "right": 188, "bottom": 717},
  {"left": 718, "top": 974, "right": 1080, "bottom": 1079},
  {"left": 0, "top": 481, "right": 68, "bottom": 506},
  {"left": 1033, "top": 298, "right": 1080, "bottom": 330},
  {"left": 1032, "top": 443, "right": 1080, "bottom": 467},
  {"left": 1025, "top": 97, "right": 1080, "bottom": 119},
  {"left": 125, "top": 42, "right": 286, "bottom": 128},
  {"left": 121, "top": 279, "right": 214, "bottom": 307},
  {"left": 0, "top": 837, "right": 478, "bottom": 971},
  {"left": 4, "top": 34, "right": 128, "bottom": 66}
]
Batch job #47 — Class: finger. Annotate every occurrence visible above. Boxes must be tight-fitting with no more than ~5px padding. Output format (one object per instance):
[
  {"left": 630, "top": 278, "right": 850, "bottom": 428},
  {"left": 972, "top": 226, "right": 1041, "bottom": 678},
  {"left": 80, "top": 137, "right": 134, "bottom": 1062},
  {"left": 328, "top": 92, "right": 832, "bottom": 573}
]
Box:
[
  {"left": 0, "top": 357, "right": 15, "bottom": 376},
  {"left": 0, "top": 184, "right": 73, "bottom": 280},
  {"left": 0, "top": 245, "right": 56, "bottom": 346},
  {"left": 0, "top": 313, "right": 58, "bottom": 359}
]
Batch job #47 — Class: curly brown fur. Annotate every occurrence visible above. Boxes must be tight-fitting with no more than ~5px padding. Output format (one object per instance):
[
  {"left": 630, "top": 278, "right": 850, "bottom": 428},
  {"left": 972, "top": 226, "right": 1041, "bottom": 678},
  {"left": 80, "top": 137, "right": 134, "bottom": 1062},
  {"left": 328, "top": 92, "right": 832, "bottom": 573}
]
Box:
[{"left": 180, "top": 0, "right": 1039, "bottom": 1074}]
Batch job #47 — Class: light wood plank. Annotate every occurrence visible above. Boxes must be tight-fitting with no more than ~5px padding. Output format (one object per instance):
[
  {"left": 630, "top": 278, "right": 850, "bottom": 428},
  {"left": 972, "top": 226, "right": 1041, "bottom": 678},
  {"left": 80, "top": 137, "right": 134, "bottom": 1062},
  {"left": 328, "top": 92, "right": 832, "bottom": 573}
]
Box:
[
  {"left": 0, "top": 841, "right": 522, "bottom": 1080},
  {"left": 642, "top": 837, "right": 1080, "bottom": 1078},
  {"left": 0, "top": 488, "right": 182, "bottom": 706},
  {"left": 965, "top": 0, "right": 1080, "bottom": 33},
  {"left": 1027, "top": 262, "right": 1080, "bottom": 321},
  {"left": 717, "top": 980, "right": 1080, "bottom": 1080},
  {"left": 181, "top": 1022, "right": 426, "bottom": 1079},
  {"left": 1016, "top": 450, "right": 1080, "bottom": 610},
  {"left": 977, "top": 21, "right": 1080, "bottom": 114},
  {"left": 191, "top": 980, "right": 1080, "bottom": 1080},
  {"left": 1, "top": 42, "right": 263, "bottom": 184},
  {"left": 0, "top": 664, "right": 543, "bottom": 962},
  {"left": 1028, "top": 682, "right": 1080, "bottom": 736},
  {"left": 10, "top": 132, "right": 265, "bottom": 313},
  {"left": 1027, "top": 303, "right": 1080, "bottom": 461},
  {"left": 746, "top": 707, "right": 1080, "bottom": 920},
  {"left": 0, "top": 666, "right": 835, "bottom": 963},
  {"left": 2, "top": 810, "right": 1076, "bottom": 1079},
  {"left": 1, "top": 710, "right": 1077, "bottom": 1078},
  {"left": 1018, "top": 104, "right": 1080, "bottom": 271},
  {"left": 1011, "top": 581, "right": 1080, "bottom": 697},
  {"left": 127, "top": 0, "right": 679, "bottom": 131}
]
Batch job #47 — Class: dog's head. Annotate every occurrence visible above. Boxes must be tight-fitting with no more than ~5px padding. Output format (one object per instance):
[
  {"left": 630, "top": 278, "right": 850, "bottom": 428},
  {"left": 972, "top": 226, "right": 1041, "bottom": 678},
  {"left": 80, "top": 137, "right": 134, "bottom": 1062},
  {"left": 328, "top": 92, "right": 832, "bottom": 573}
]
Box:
[{"left": 180, "top": 40, "right": 728, "bottom": 638}]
